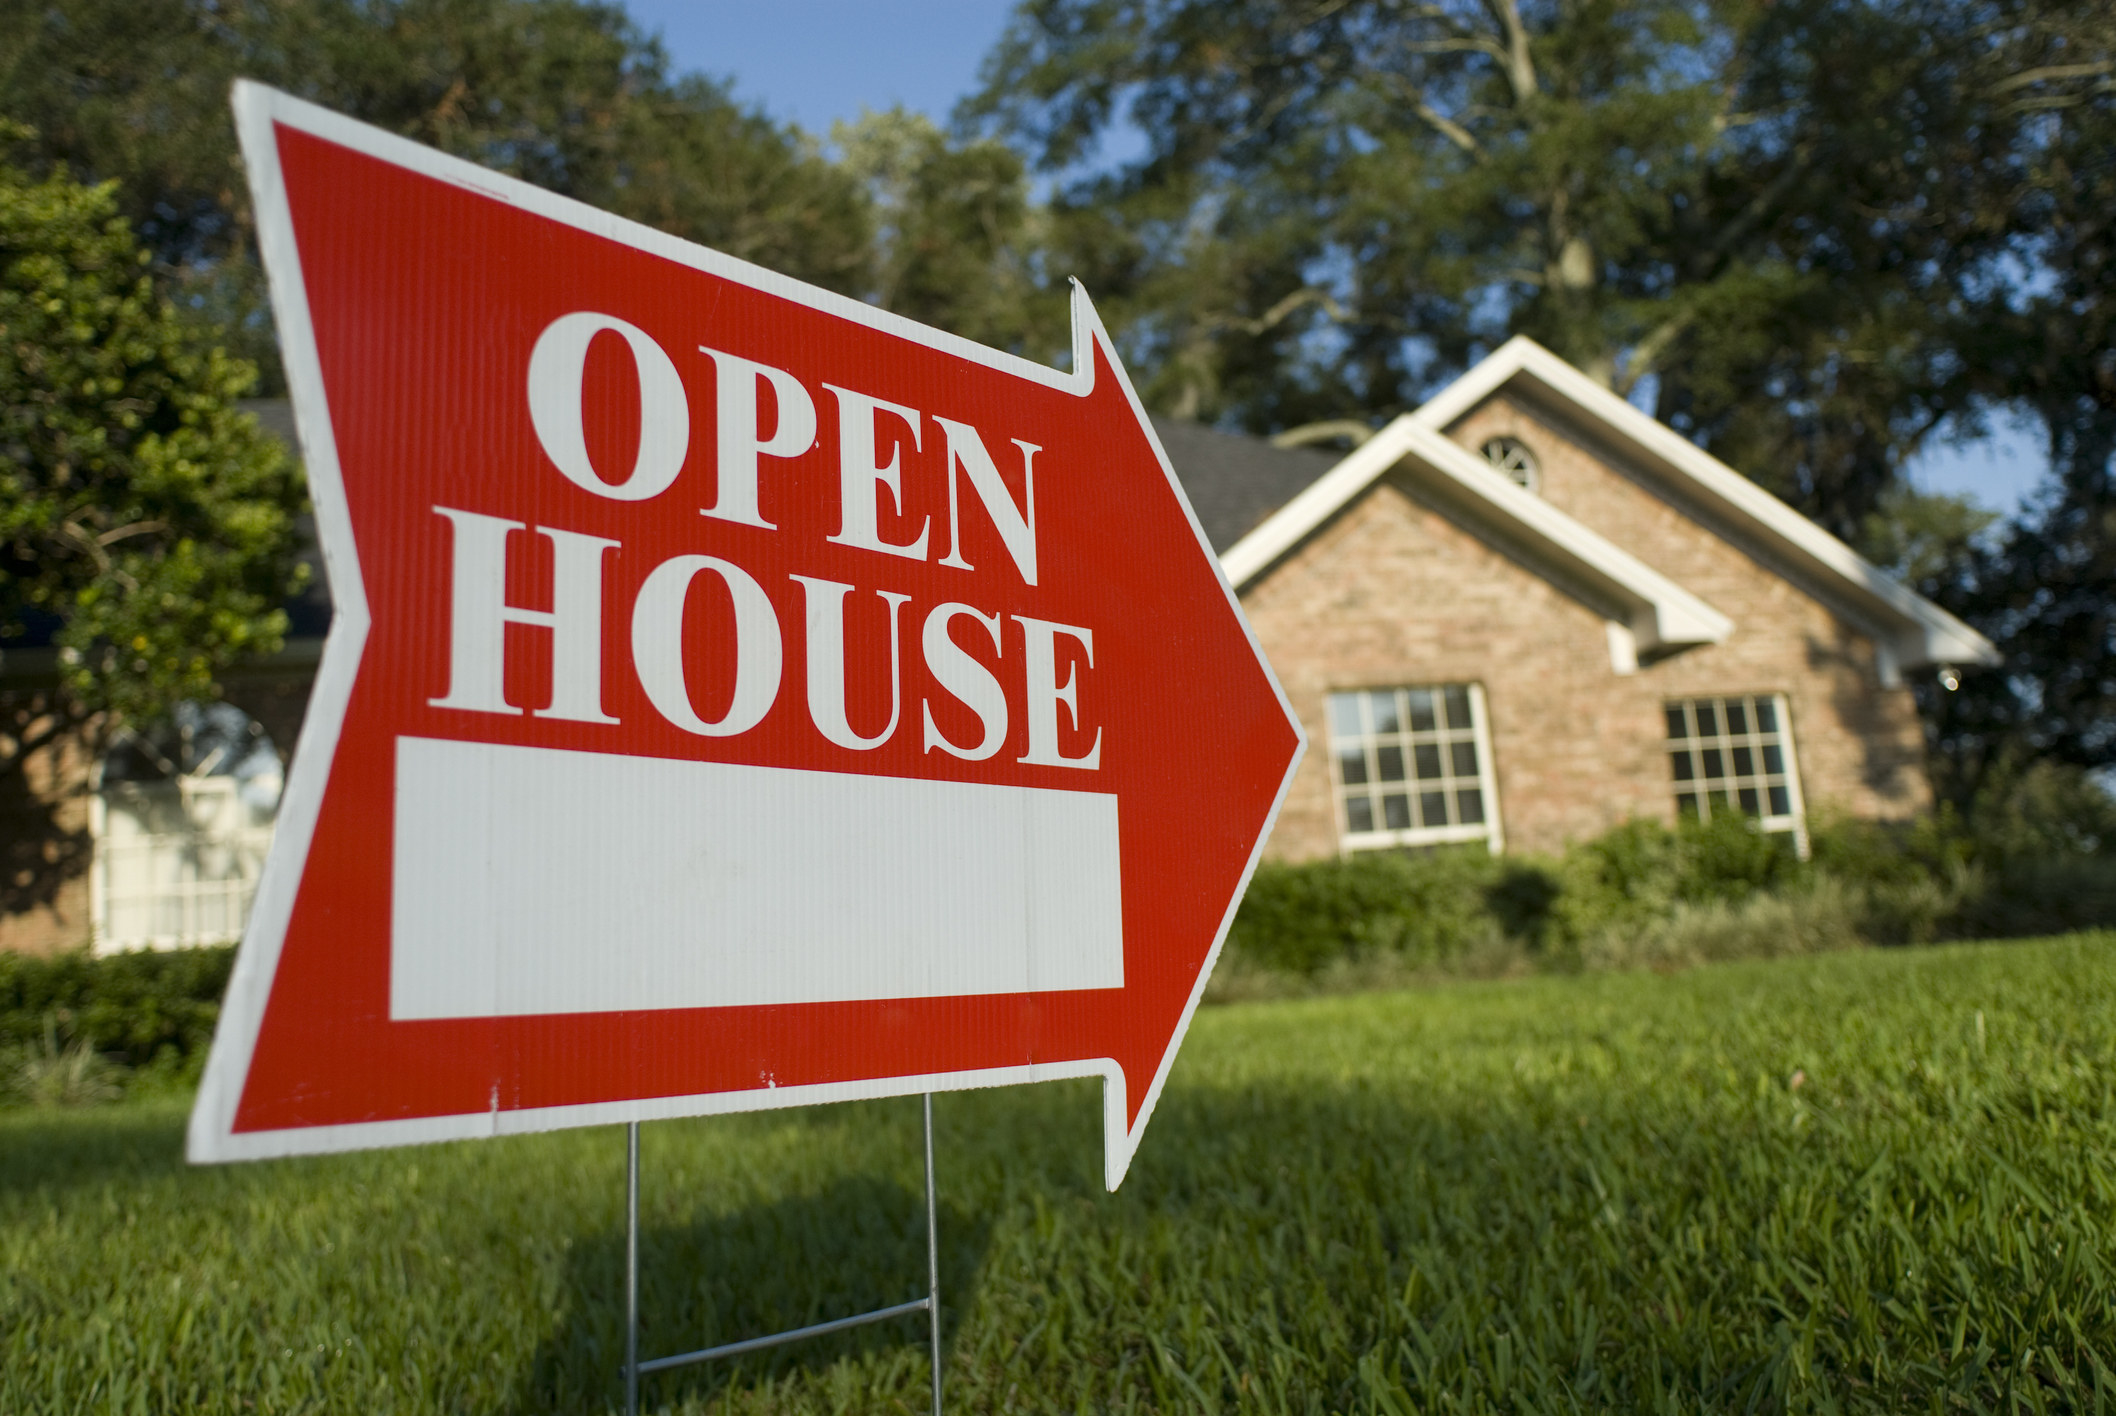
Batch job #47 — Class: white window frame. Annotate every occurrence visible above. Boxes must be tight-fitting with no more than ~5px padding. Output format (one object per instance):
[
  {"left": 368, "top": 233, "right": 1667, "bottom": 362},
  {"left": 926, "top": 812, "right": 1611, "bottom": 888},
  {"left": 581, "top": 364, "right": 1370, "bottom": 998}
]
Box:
[
  {"left": 1664, "top": 692, "right": 1809, "bottom": 856},
  {"left": 1328, "top": 682, "right": 1505, "bottom": 855},
  {"left": 89, "top": 762, "right": 278, "bottom": 955}
]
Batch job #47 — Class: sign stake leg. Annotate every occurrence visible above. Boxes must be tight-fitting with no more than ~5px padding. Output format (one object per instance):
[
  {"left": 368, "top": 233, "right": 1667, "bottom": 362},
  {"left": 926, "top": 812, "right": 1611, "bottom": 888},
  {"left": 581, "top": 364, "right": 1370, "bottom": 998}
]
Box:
[
  {"left": 924, "top": 1093, "right": 941, "bottom": 1416},
  {"left": 625, "top": 1120, "right": 640, "bottom": 1416}
]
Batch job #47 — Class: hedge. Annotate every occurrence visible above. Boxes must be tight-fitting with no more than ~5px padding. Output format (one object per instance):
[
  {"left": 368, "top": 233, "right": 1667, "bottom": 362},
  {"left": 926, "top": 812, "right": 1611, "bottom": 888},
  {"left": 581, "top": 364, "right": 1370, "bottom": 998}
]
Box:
[
  {"left": 1222, "top": 789, "right": 2116, "bottom": 985},
  {"left": 0, "top": 943, "right": 234, "bottom": 1071}
]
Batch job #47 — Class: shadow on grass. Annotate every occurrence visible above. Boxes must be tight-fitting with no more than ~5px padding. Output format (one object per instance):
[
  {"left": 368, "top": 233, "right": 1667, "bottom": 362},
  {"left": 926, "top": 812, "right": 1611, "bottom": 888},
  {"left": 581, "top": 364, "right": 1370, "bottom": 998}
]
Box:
[
  {"left": 0, "top": 1098, "right": 190, "bottom": 1196},
  {"left": 500, "top": 1175, "right": 991, "bottom": 1414}
]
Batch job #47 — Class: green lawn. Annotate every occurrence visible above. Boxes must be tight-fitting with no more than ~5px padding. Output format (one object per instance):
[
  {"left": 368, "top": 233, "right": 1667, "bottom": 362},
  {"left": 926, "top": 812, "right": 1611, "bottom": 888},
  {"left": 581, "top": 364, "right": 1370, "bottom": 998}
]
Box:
[{"left": 6, "top": 935, "right": 2115, "bottom": 1414}]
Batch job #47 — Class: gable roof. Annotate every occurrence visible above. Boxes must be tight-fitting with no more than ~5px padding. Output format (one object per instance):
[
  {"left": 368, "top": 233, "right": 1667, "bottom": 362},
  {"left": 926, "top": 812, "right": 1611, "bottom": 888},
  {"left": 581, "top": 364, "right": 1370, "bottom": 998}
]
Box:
[
  {"left": 1221, "top": 337, "right": 1999, "bottom": 671},
  {"left": 1223, "top": 416, "right": 1732, "bottom": 657},
  {"left": 1151, "top": 416, "right": 1340, "bottom": 553}
]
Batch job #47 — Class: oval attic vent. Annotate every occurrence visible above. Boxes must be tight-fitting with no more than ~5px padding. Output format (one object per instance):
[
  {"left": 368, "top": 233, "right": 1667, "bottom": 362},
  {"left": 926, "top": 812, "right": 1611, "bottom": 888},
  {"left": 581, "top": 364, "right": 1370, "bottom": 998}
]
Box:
[{"left": 1479, "top": 436, "right": 1540, "bottom": 492}]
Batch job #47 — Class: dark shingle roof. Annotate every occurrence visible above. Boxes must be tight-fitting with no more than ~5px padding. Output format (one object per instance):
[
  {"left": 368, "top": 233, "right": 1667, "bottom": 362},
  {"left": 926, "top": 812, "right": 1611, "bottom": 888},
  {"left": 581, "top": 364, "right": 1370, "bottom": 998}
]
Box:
[{"left": 1149, "top": 416, "right": 1339, "bottom": 554}]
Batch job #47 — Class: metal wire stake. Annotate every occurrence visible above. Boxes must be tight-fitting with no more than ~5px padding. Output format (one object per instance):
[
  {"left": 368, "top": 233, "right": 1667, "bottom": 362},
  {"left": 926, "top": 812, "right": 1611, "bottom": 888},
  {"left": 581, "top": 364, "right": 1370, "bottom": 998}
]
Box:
[
  {"left": 624, "top": 1106, "right": 938, "bottom": 1412},
  {"left": 924, "top": 1094, "right": 941, "bottom": 1416},
  {"left": 625, "top": 1121, "right": 640, "bottom": 1416}
]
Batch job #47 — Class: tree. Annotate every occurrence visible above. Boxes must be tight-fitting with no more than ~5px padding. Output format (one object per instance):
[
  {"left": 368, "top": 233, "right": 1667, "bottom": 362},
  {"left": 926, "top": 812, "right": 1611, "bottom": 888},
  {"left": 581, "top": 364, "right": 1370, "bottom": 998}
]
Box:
[
  {"left": 963, "top": 0, "right": 2116, "bottom": 794},
  {"left": 1921, "top": 2, "right": 2116, "bottom": 782},
  {"left": 965, "top": 0, "right": 2037, "bottom": 539},
  {"left": 834, "top": 107, "right": 1058, "bottom": 351},
  {"left": 0, "top": 137, "right": 302, "bottom": 776},
  {"left": 0, "top": 0, "right": 876, "bottom": 382}
]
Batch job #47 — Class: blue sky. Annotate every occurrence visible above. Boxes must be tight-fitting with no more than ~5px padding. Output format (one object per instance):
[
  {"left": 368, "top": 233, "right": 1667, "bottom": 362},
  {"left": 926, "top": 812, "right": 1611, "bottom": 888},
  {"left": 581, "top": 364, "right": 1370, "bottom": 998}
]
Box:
[
  {"left": 621, "top": 1, "right": 1014, "bottom": 135},
  {"left": 621, "top": 1, "right": 2050, "bottom": 518}
]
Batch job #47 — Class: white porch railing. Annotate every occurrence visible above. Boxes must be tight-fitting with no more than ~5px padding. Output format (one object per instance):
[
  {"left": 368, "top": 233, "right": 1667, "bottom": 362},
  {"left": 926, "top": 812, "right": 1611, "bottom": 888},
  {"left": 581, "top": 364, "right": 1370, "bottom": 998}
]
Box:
[{"left": 91, "top": 776, "right": 277, "bottom": 953}]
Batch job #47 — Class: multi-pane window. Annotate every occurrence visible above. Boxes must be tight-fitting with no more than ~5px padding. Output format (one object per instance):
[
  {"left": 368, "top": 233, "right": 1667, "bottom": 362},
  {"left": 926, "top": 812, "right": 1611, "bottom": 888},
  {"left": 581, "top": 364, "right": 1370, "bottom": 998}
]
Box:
[
  {"left": 1328, "top": 684, "right": 1502, "bottom": 851},
  {"left": 91, "top": 702, "right": 282, "bottom": 953},
  {"left": 1665, "top": 694, "right": 1804, "bottom": 838}
]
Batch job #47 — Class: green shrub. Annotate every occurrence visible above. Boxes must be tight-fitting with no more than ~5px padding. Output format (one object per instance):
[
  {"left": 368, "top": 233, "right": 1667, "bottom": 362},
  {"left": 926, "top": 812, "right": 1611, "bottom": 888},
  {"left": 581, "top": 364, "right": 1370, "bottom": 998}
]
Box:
[
  {"left": 1224, "top": 849, "right": 1508, "bottom": 975},
  {"left": 1577, "top": 875, "right": 1865, "bottom": 972},
  {"left": 0, "top": 944, "right": 234, "bottom": 1075},
  {"left": 1803, "top": 812, "right": 1978, "bottom": 944},
  {"left": 1963, "top": 755, "right": 2116, "bottom": 863},
  {"left": 1957, "top": 855, "right": 2116, "bottom": 939},
  {"left": 1536, "top": 811, "right": 1804, "bottom": 960},
  {"left": 1223, "top": 785, "right": 2116, "bottom": 992},
  {"left": 3, "top": 1016, "right": 128, "bottom": 1107}
]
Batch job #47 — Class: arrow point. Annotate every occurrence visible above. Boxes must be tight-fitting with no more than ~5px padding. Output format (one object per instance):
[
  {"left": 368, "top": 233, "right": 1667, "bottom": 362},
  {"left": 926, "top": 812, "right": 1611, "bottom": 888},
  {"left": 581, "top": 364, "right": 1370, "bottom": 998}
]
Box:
[
  {"left": 1101, "top": 1065, "right": 1137, "bottom": 1191},
  {"left": 1067, "top": 279, "right": 1113, "bottom": 390}
]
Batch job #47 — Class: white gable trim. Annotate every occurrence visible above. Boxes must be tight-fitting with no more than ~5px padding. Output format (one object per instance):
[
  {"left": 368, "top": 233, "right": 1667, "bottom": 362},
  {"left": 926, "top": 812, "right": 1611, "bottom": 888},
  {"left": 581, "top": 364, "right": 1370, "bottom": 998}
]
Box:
[
  {"left": 1222, "top": 337, "right": 1999, "bottom": 671},
  {"left": 1402, "top": 425, "right": 1734, "bottom": 650},
  {"left": 1222, "top": 419, "right": 1732, "bottom": 657},
  {"left": 1434, "top": 339, "right": 1997, "bottom": 668},
  {"left": 1221, "top": 412, "right": 1421, "bottom": 588}
]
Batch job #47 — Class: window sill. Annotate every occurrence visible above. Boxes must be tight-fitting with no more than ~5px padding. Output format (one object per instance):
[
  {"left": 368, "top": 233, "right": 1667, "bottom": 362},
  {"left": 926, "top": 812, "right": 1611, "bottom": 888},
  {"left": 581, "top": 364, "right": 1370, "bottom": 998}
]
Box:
[{"left": 1341, "top": 823, "right": 1498, "bottom": 853}]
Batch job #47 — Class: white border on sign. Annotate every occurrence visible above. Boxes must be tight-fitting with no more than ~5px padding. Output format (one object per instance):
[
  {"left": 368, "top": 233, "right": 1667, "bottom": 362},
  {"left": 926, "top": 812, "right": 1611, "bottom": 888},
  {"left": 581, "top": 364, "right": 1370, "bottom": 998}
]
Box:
[{"left": 187, "top": 82, "right": 1307, "bottom": 1190}]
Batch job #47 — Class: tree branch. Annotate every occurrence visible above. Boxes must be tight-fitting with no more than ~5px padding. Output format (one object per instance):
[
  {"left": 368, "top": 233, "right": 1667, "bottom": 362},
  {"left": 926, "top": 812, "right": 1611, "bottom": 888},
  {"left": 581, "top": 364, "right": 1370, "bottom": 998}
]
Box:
[
  {"left": 1695, "top": 141, "right": 1816, "bottom": 276},
  {"left": 1478, "top": 0, "right": 1539, "bottom": 103},
  {"left": 1403, "top": 37, "right": 1509, "bottom": 62},
  {"left": 1271, "top": 419, "right": 1376, "bottom": 449},
  {"left": 1616, "top": 310, "right": 1694, "bottom": 395},
  {"left": 1372, "top": 70, "right": 1485, "bottom": 156},
  {"left": 96, "top": 520, "right": 165, "bottom": 547},
  {"left": 1989, "top": 60, "right": 2113, "bottom": 96},
  {"left": 1215, "top": 287, "right": 1353, "bottom": 336},
  {"left": 57, "top": 519, "right": 110, "bottom": 572},
  {"left": 1416, "top": 97, "right": 1484, "bottom": 155}
]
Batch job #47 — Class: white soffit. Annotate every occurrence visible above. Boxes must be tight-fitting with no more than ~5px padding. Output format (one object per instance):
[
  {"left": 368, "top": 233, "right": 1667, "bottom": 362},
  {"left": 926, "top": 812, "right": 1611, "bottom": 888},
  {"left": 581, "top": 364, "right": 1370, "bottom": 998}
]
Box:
[{"left": 1412, "top": 338, "right": 2000, "bottom": 669}]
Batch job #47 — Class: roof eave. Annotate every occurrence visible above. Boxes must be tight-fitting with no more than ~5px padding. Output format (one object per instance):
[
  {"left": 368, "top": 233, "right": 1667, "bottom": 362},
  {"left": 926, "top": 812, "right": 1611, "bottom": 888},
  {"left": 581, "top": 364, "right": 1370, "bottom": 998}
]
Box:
[
  {"left": 1441, "top": 339, "right": 2001, "bottom": 671},
  {"left": 1220, "top": 413, "right": 1422, "bottom": 587},
  {"left": 1221, "top": 420, "right": 1733, "bottom": 653},
  {"left": 1399, "top": 426, "right": 1732, "bottom": 651}
]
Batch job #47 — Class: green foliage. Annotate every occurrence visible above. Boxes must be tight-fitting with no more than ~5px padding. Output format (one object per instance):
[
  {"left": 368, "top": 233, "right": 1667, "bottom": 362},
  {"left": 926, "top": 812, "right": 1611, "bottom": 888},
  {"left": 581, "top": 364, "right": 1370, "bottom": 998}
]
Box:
[
  {"left": 0, "top": 942, "right": 232, "bottom": 1076},
  {"left": 3, "top": 1013, "right": 124, "bottom": 1106},
  {"left": 1574, "top": 875, "right": 1866, "bottom": 973},
  {"left": 960, "top": 0, "right": 2113, "bottom": 784},
  {"left": 1574, "top": 808, "right": 1801, "bottom": 908},
  {"left": 1226, "top": 849, "right": 1507, "bottom": 975},
  {"left": 4, "top": 936, "right": 2115, "bottom": 1410},
  {"left": 964, "top": 0, "right": 2042, "bottom": 538},
  {"left": 1857, "top": 484, "right": 1999, "bottom": 599},
  {"left": 1, "top": 0, "right": 879, "bottom": 379},
  {"left": 0, "top": 150, "right": 303, "bottom": 727},
  {"left": 1964, "top": 755, "right": 2116, "bottom": 861},
  {"left": 1919, "top": 3, "right": 2116, "bottom": 778},
  {"left": 1224, "top": 798, "right": 2116, "bottom": 988},
  {"left": 834, "top": 108, "right": 1058, "bottom": 351}
]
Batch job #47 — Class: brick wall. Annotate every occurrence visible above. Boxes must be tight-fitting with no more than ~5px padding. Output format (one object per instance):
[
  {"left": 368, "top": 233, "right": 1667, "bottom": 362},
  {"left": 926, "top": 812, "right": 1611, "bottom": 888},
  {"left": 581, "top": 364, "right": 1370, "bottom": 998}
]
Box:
[
  {"left": 1245, "top": 390, "right": 1930, "bottom": 861},
  {"left": 0, "top": 693, "right": 95, "bottom": 956}
]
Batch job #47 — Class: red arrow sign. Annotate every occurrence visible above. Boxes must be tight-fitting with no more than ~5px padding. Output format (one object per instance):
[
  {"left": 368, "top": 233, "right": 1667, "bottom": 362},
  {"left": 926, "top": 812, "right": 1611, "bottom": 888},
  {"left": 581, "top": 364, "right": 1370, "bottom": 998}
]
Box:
[{"left": 189, "top": 84, "right": 1304, "bottom": 1188}]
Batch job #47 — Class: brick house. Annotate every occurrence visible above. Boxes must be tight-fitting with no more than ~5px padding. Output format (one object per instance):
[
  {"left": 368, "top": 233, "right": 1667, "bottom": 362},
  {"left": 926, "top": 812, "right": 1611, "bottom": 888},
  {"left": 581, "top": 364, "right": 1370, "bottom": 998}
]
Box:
[
  {"left": 1182, "top": 336, "right": 1994, "bottom": 861},
  {"left": 2, "top": 339, "right": 1992, "bottom": 954}
]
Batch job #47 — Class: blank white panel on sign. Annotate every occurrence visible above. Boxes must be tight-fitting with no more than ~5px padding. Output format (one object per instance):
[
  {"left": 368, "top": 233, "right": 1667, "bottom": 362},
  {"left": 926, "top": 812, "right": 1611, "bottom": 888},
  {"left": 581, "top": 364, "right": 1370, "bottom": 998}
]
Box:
[{"left": 389, "top": 736, "right": 1124, "bottom": 1020}]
